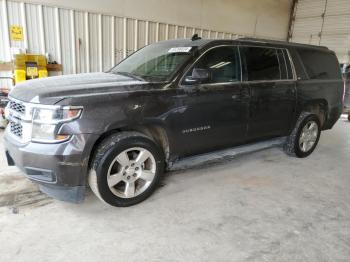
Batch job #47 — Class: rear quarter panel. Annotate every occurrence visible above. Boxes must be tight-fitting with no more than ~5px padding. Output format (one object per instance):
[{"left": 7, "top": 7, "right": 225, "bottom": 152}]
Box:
[
  {"left": 296, "top": 79, "right": 343, "bottom": 129},
  {"left": 289, "top": 47, "right": 344, "bottom": 129}
]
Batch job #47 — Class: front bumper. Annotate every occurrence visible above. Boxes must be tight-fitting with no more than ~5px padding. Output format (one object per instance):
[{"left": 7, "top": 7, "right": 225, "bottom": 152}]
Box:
[{"left": 4, "top": 131, "right": 99, "bottom": 203}]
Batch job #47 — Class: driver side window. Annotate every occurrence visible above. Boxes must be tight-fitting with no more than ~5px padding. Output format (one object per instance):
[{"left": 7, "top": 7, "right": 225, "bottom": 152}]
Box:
[{"left": 183, "top": 46, "right": 240, "bottom": 85}]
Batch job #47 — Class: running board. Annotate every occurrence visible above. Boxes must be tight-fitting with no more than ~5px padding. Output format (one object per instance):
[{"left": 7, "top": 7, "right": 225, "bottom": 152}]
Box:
[{"left": 168, "top": 137, "right": 286, "bottom": 171}]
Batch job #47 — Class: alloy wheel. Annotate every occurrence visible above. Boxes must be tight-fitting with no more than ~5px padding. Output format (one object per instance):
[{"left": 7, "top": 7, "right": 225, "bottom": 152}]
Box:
[
  {"left": 298, "top": 120, "right": 319, "bottom": 152},
  {"left": 106, "top": 147, "right": 156, "bottom": 198}
]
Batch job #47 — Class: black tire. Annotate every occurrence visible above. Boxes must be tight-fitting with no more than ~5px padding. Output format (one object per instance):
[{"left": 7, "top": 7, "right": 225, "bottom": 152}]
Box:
[
  {"left": 284, "top": 113, "right": 321, "bottom": 158},
  {"left": 348, "top": 113, "right": 350, "bottom": 121},
  {"left": 88, "top": 132, "right": 165, "bottom": 207}
]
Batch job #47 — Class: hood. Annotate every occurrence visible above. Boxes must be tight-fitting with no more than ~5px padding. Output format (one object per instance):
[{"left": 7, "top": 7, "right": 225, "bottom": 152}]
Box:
[{"left": 9, "top": 72, "right": 148, "bottom": 104}]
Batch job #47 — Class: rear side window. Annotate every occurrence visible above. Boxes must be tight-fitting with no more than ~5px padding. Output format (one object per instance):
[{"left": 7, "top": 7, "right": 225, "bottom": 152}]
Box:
[
  {"left": 297, "top": 49, "right": 341, "bottom": 79},
  {"left": 241, "top": 47, "right": 281, "bottom": 81}
]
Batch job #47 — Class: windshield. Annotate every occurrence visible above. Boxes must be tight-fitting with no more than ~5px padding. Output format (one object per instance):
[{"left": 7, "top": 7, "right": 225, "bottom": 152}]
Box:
[{"left": 110, "top": 43, "right": 193, "bottom": 82}]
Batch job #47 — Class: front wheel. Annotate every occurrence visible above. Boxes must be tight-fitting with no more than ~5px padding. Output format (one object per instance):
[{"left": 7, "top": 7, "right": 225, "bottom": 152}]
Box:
[{"left": 88, "top": 132, "right": 164, "bottom": 207}]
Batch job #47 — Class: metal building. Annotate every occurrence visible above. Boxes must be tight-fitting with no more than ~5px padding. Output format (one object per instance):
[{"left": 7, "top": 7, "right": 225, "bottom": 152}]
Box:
[{"left": 0, "top": 0, "right": 240, "bottom": 78}]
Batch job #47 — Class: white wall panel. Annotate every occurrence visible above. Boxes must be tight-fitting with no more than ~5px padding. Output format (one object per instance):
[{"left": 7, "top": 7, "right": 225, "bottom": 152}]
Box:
[
  {"left": 322, "top": 0, "right": 350, "bottom": 16},
  {"left": 294, "top": 0, "right": 326, "bottom": 19},
  {"left": 59, "top": 9, "right": 74, "bottom": 74},
  {"left": 185, "top": 27, "right": 194, "bottom": 39},
  {"left": 114, "top": 17, "right": 124, "bottom": 64},
  {"left": 194, "top": 28, "right": 201, "bottom": 37},
  {"left": 6, "top": 1, "right": 25, "bottom": 50},
  {"left": 74, "top": 11, "right": 87, "bottom": 73},
  {"left": 168, "top": 25, "right": 176, "bottom": 40},
  {"left": 291, "top": 17, "right": 323, "bottom": 45},
  {"left": 217, "top": 32, "right": 224, "bottom": 39},
  {"left": 148, "top": 22, "right": 157, "bottom": 44},
  {"left": 158, "top": 23, "right": 166, "bottom": 41},
  {"left": 1, "top": 0, "right": 257, "bottom": 75},
  {"left": 209, "top": 31, "right": 217, "bottom": 39},
  {"left": 126, "top": 18, "right": 134, "bottom": 57},
  {"left": 202, "top": 30, "right": 209, "bottom": 39},
  {"left": 22, "top": 0, "right": 292, "bottom": 39},
  {"left": 177, "top": 26, "right": 185, "bottom": 39},
  {"left": 43, "top": 6, "right": 59, "bottom": 63},
  {"left": 137, "top": 20, "right": 146, "bottom": 49},
  {"left": 224, "top": 33, "right": 232, "bottom": 39},
  {"left": 0, "top": 0, "right": 10, "bottom": 61},
  {"left": 291, "top": 0, "right": 350, "bottom": 63},
  {"left": 102, "top": 15, "right": 113, "bottom": 71},
  {"left": 88, "top": 13, "right": 100, "bottom": 72},
  {"left": 25, "top": 3, "right": 41, "bottom": 54}
]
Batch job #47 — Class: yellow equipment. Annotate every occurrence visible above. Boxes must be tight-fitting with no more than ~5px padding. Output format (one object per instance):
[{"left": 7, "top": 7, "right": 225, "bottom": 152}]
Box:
[{"left": 13, "top": 54, "right": 48, "bottom": 83}]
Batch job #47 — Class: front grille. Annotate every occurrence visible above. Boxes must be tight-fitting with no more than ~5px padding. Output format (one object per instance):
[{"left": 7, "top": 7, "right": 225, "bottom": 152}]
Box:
[
  {"left": 6, "top": 98, "right": 32, "bottom": 143},
  {"left": 10, "top": 121, "right": 23, "bottom": 138},
  {"left": 9, "top": 100, "right": 26, "bottom": 114}
]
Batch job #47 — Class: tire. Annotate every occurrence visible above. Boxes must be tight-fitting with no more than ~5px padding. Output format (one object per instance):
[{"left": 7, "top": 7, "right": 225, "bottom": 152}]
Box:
[
  {"left": 284, "top": 113, "right": 321, "bottom": 158},
  {"left": 88, "top": 132, "right": 165, "bottom": 207},
  {"left": 348, "top": 113, "right": 350, "bottom": 121}
]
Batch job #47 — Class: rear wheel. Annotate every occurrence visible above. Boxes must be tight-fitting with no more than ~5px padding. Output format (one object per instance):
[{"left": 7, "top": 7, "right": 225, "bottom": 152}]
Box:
[
  {"left": 88, "top": 132, "right": 164, "bottom": 207},
  {"left": 296, "top": 118, "right": 320, "bottom": 157},
  {"left": 285, "top": 113, "right": 321, "bottom": 158}
]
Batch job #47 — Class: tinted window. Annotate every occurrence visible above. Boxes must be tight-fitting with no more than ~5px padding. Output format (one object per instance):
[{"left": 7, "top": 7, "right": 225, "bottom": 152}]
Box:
[
  {"left": 184, "top": 46, "right": 240, "bottom": 84},
  {"left": 297, "top": 49, "right": 341, "bottom": 79},
  {"left": 241, "top": 47, "right": 281, "bottom": 81}
]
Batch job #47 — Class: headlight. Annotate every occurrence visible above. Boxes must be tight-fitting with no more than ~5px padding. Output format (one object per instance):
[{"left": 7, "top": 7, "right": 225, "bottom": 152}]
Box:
[
  {"left": 32, "top": 106, "right": 82, "bottom": 124},
  {"left": 31, "top": 106, "right": 82, "bottom": 143}
]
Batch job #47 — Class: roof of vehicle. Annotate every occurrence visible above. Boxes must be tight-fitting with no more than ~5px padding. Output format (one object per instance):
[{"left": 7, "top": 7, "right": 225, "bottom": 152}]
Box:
[
  {"left": 237, "top": 37, "right": 329, "bottom": 50},
  {"left": 157, "top": 37, "right": 330, "bottom": 52}
]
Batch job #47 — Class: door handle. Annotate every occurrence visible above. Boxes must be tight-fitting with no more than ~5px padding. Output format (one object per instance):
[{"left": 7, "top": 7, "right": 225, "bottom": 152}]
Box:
[
  {"left": 286, "top": 88, "right": 296, "bottom": 95},
  {"left": 240, "top": 87, "right": 250, "bottom": 98}
]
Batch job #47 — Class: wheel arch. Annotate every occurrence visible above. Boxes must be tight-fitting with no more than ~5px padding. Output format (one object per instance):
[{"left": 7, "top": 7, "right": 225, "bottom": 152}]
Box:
[
  {"left": 87, "top": 124, "right": 171, "bottom": 170},
  {"left": 300, "top": 99, "right": 328, "bottom": 127}
]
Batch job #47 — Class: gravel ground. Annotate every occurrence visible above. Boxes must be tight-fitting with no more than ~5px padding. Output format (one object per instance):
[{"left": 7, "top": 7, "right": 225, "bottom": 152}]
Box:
[{"left": 0, "top": 117, "right": 349, "bottom": 262}]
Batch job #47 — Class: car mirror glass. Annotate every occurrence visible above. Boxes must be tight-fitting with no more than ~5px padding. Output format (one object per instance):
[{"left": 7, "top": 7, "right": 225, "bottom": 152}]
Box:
[{"left": 184, "top": 68, "right": 209, "bottom": 85}]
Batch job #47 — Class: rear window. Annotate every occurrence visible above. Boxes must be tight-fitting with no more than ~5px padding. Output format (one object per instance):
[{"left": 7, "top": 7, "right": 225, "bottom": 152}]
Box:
[{"left": 297, "top": 49, "right": 341, "bottom": 80}]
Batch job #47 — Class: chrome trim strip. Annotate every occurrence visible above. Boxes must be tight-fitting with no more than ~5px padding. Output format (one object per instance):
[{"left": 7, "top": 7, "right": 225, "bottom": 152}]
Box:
[
  {"left": 31, "top": 135, "right": 72, "bottom": 144},
  {"left": 8, "top": 96, "right": 61, "bottom": 109},
  {"left": 281, "top": 49, "right": 289, "bottom": 79},
  {"left": 32, "top": 106, "right": 83, "bottom": 125},
  {"left": 285, "top": 49, "right": 298, "bottom": 81},
  {"left": 241, "top": 79, "right": 296, "bottom": 84}
]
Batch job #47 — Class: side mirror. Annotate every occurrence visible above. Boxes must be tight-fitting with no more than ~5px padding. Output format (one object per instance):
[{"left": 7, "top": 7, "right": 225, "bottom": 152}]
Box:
[{"left": 184, "top": 68, "right": 209, "bottom": 84}]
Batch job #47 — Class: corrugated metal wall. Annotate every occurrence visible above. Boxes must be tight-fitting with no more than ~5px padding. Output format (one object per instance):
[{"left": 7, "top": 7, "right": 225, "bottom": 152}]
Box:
[
  {"left": 290, "top": 0, "right": 350, "bottom": 63},
  {"left": 0, "top": 0, "right": 244, "bottom": 87}
]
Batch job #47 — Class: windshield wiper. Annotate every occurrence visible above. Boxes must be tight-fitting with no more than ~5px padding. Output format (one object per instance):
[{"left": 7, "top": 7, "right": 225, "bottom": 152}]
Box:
[{"left": 113, "top": 71, "right": 146, "bottom": 81}]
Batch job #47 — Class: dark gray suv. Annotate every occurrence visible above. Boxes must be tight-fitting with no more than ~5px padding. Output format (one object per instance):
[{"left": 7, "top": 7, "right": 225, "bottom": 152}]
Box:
[{"left": 4, "top": 37, "right": 344, "bottom": 207}]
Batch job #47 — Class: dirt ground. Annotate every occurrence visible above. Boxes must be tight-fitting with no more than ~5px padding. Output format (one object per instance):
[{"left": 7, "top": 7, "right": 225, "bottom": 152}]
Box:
[{"left": 0, "top": 117, "right": 350, "bottom": 262}]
